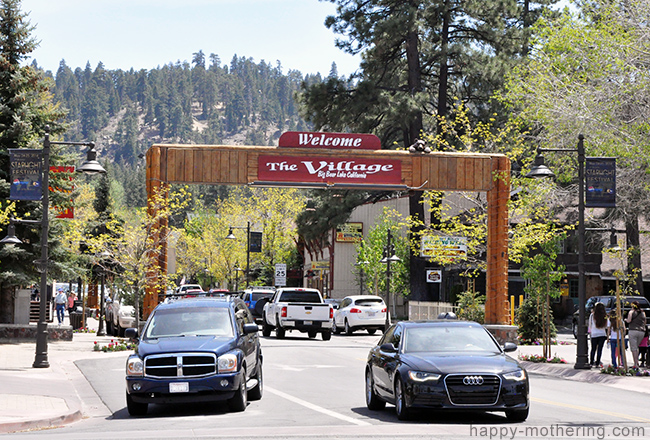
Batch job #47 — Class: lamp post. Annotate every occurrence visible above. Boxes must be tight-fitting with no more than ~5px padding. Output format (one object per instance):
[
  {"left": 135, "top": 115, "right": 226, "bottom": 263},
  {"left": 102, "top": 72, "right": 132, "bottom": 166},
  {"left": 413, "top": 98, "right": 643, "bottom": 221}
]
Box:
[
  {"left": 1, "top": 126, "right": 105, "bottom": 368},
  {"left": 96, "top": 251, "right": 112, "bottom": 337},
  {"left": 226, "top": 222, "right": 251, "bottom": 288},
  {"left": 381, "top": 229, "right": 401, "bottom": 330},
  {"left": 526, "top": 134, "right": 589, "bottom": 370}
]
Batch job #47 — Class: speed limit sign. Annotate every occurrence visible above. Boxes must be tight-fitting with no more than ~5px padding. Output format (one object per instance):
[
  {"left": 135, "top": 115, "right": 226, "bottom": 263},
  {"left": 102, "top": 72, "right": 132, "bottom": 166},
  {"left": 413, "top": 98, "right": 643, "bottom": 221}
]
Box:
[{"left": 275, "top": 263, "right": 287, "bottom": 286}]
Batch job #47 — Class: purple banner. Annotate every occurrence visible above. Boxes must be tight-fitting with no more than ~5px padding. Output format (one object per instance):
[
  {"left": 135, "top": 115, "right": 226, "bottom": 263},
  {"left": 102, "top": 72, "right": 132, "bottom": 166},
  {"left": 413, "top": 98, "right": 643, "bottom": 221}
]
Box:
[
  {"left": 9, "top": 149, "right": 42, "bottom": 201},
  {"left": 585, "top": 157, "right": 616, "bottom": 208}
]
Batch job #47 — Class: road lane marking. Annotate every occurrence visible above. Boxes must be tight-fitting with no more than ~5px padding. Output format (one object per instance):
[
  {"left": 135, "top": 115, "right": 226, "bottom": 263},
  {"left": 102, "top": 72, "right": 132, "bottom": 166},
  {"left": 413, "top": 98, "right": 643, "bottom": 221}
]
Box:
[
  {"left": 532, "top": 397, "right": 650, "bottom": 423},
  {"left": 265, "top": 386, "right": 371, "bottom": 426}
]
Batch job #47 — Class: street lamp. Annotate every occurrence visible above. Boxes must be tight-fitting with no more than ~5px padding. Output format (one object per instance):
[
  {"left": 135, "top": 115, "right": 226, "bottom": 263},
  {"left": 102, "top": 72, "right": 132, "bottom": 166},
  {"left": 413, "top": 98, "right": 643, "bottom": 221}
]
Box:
[
  {"left": 226, "top": 222, "right": 251, "bottom": 288},
  {"left": 355, "top": 260, "right": 369, "bottom": 296},
  {"left": 381, "top": 229, "right": 401, "bottom": 330},
  {"left": 1, "top": 126, "right": 105, "bottom": 368},
  {"left": 526, "top": 134, "right": 589, "bottom": 370}
]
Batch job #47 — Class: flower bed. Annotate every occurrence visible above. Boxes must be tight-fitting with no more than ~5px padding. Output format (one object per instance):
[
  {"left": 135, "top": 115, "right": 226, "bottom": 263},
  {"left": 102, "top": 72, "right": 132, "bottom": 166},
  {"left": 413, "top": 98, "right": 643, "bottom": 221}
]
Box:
[
  {"left": 74, "top": 327, "right": 96, "bottom": 334},
  {"left": 517, "top": 336, "right": 574, "bottom": 346},
  {"left": 93, "top": 339, "right": 135, "bottom": 352},
  {"left": 600, "top": 365, "right": 650, "bottom": 376},
  {"left": 519, "top": 354, "right": 567, "bottom": 363}
]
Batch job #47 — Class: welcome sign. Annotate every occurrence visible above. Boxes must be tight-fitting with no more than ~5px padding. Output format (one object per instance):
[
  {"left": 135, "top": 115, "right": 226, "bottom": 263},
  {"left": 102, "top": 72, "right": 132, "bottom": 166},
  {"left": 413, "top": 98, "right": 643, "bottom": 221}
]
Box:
[{"left": 258, "top": 155, "right": 402, "bottom": 185}]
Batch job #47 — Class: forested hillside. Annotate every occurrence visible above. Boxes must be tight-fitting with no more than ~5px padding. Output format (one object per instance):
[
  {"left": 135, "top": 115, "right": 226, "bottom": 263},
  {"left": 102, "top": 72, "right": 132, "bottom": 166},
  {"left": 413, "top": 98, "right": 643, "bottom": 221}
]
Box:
[{"left": 38, "top": 50, "right": 324, "bottom": 206}]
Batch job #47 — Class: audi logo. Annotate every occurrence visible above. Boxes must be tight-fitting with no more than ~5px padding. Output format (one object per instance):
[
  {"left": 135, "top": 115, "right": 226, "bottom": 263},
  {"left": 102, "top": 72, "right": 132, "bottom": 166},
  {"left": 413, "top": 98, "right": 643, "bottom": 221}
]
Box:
[{"left": 462, "top": 375, "right": 484, "bottom": 386}]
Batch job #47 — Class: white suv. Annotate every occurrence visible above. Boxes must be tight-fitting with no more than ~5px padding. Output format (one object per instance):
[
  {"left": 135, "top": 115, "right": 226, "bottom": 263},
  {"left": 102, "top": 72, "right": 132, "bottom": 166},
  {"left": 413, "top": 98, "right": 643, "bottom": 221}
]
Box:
[{"left": 106, "top": 291, "right": 136, "bottom": 336}]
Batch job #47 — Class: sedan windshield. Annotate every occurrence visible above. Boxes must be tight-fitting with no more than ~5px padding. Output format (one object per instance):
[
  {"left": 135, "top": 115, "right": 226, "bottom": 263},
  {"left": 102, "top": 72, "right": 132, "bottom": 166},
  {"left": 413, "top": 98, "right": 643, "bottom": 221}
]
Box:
[
  {"left": 403, "top": 325, "right": 500, "bottom": 354},
  {"left": 144, "top": 307, "right": 233, "bottom": 339}
]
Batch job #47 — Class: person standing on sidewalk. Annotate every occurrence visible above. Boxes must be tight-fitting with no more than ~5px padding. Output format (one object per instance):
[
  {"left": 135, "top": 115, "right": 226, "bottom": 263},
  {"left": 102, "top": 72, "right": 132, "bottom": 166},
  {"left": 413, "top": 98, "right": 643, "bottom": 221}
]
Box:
[
  {"left": 626, "top": 301, "right": 647, "bottom": 369},
  {"left": 54, "top": 290, "right": 67, "bottom": 326},
  {"left": 607, "top": 314, "right": 623, "bottom": 369},
  {"left": 588, "top": 302, "right": 608, "bottom": 368}
]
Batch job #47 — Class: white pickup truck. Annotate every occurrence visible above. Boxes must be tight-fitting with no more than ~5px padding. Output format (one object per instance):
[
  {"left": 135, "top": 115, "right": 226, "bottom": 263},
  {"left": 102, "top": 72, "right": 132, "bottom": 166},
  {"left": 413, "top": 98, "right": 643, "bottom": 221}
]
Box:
[{"left": 261, "top": 287, "right": 333, "bottom": 340}]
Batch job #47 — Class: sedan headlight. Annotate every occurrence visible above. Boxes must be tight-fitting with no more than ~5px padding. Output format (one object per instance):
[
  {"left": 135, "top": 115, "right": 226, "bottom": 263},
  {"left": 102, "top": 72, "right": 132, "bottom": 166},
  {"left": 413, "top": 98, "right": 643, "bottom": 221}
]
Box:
[
  {"left": 408, "top": 370, "right": 441, "bottom": 382},
  {"left": 218, "top": 353, "right": 238, "bottom": 373},
  {"left": 126, "top": 356, "right": 144, "bottom": 377},
  {"left": 503, "top": 369, "right": 527, "bottom": 382}
]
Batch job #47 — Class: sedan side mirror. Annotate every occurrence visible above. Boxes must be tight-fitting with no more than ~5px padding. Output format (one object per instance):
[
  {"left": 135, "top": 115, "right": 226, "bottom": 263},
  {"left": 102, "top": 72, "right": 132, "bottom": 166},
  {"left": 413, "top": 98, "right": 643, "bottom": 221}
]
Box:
[
  {"left": 380, "top": 343, "right": 397, "bottom": 353},
  {"left": 502, "top": 342, "right": 517, "bottom": 352}
]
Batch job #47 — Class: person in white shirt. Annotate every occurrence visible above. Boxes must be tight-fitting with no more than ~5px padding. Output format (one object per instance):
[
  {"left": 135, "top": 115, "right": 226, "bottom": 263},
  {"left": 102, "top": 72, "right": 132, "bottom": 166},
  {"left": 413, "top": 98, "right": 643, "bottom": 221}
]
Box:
[
  {"left": 54, "top": 290, "right": 67, "bottom": 325},
  {"left": 588, "top": 302, "right": 608, "bottom": 368}
]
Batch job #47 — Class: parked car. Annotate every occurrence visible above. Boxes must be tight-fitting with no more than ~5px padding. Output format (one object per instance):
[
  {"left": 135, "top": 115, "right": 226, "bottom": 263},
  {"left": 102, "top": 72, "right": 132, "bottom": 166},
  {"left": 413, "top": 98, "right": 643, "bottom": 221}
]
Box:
[
  {"left": 175, "top": 284, "right": 203, "bottom": 295},
  {"left": 124, "top": 296, "right": 262, "bottom": 416},
  {"left": 572, "top": 295, "right": 650, "bottom": 338},
  {"left": 365, "top": 320, "right": 529, "bottom": 421},
  {"left": 105, "top": 291, "right": 136, "bottom": 337},
  {"left": 208, "top": 288, "right": 230, "bottom": 297},
  {"left": 333, "top": 295, "right": 387, "bottom": 335},
  {"left": 240, "top": 287, "right": 275, "bottom": 323}
]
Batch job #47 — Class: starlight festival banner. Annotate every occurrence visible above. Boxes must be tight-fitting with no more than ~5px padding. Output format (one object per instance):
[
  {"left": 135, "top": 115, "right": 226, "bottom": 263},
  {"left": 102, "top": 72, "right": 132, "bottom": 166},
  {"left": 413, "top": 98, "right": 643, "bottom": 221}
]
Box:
[
  {"left": 9, "top": 149, "right": 42, "bottom": 201},
  {"left": 585, "top": 158, "right": 616, "bottom": 208}
]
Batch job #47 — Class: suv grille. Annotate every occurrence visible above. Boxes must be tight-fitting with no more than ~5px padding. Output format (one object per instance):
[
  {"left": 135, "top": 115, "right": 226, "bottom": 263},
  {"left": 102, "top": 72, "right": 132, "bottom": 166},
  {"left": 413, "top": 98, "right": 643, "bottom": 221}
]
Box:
[
  {"left": 444, "top": 374, "right": 501, "bottom": 405},
  {"left": 144, "top": 353, "right": 217, "bottom": 378}
]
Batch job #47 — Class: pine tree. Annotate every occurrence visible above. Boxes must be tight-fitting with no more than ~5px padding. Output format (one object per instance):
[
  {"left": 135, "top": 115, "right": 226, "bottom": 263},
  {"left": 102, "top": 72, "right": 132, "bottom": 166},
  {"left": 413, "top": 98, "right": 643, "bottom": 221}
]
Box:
[{"left": 0, "top": 0, "right": 66, "bottom": 322}]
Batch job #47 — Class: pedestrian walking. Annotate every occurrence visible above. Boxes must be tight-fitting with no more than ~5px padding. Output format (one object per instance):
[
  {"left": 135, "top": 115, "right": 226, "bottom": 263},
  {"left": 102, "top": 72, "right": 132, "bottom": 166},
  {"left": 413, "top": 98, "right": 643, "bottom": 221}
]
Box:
[
  {"left": 638, "top": 327, "right": 649, "bottom": 368},
  {"left": 607, "top": 314, "right": 624, "bottom": 369},
  {"left": 625, "top": 300, "right": 646, "bottom": 369},
  {"left": 588, "top": 302, "right": 608, "bottom": 368},
  {"left": 54, "top": 290, "right": 67, "bottom": 326},
  {"left": 67, "top": 291, "right": 77, "bottom": 315}
]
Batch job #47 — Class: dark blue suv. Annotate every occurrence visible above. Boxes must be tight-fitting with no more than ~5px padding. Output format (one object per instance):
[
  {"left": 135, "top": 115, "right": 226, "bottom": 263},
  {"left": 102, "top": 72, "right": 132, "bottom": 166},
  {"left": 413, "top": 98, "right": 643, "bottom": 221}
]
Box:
[{"left": 125, "top": 297, "right": 262, "bottom": 416}]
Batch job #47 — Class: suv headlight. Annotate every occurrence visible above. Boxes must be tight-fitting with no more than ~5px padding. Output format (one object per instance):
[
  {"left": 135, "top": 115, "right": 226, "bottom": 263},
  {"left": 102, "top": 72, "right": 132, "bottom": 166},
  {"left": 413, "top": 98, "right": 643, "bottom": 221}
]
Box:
[
  {"left": 503, "top": 369, "right": 527, "bottom": 382},
  {"left": 408, "top": 370, "right": 441, "bottom": 382},
  {"left": 126, "top": 356, "right": 144, "bottom": 376},
  {"left": 218, "top": 353, "right": 238, "bottom": 373}
]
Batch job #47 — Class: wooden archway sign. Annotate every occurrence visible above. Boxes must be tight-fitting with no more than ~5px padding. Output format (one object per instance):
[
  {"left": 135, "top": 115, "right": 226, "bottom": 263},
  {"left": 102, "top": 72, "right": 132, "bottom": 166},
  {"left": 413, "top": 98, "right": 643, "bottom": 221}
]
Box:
[{"left": 144, "top": 139, "right": 510, "bottom": 324}]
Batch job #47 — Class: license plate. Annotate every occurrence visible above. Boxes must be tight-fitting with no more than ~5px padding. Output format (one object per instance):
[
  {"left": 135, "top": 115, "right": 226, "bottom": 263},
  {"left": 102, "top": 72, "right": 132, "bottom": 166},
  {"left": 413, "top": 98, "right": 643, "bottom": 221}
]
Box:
[
  {"left": 169, "top": 382, "right": 189, "bottom": 393},
  {"left": 367, "top": 311, "right": 376, "bottom": 317},
  {"left": 304, "top": 320, "right": 312, "bottom": 326}
]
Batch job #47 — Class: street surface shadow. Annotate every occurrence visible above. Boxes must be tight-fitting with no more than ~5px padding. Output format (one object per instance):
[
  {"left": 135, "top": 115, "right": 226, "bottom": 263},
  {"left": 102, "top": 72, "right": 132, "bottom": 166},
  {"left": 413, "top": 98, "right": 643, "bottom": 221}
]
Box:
[{"left": 351, "top": 406, "right": 513, "bottom": 424}]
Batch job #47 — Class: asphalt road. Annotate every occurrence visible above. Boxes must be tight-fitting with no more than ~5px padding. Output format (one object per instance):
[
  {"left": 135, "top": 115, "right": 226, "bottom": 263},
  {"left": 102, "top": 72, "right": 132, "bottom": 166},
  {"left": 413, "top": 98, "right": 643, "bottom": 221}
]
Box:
[{"left": 7, "top": 332, "right": 650, "bottom": 439}]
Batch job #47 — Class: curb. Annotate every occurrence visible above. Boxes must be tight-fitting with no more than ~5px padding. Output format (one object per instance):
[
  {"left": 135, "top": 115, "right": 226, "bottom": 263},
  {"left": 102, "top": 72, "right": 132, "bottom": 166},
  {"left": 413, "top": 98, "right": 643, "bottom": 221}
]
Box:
[{"left": 0, "top": 408, "right": 82, "bottom": 434}]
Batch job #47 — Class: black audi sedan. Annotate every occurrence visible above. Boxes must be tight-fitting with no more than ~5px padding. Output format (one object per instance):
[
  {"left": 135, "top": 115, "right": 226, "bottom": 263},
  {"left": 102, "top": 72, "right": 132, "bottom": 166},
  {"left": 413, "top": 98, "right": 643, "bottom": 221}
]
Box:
[
  {"left": 365, "top": 320, "right": 529, "bottom": 421},
  {"left": 124, "top": 297, "right": 262, "bottom": 416}
]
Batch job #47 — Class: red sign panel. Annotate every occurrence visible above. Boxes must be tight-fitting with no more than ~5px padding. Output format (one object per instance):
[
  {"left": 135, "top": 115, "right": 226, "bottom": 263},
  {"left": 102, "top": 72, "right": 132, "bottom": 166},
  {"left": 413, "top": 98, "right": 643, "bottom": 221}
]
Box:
[
  {"left": 278, "top": 131, "right": 381, "bottom": 150},
  {"left": 258, "top": 155, "right": 402, "bottom": 185},
  {"left": 50, "top": 166, "right": 75, "bottom": 219}
]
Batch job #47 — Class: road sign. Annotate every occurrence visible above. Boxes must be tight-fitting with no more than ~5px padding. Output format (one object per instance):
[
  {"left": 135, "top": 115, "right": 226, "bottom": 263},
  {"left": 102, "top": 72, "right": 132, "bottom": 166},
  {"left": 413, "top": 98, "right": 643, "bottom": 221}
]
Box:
[{"left": 275, "top": 263, "right": 287, "bottom": 287}]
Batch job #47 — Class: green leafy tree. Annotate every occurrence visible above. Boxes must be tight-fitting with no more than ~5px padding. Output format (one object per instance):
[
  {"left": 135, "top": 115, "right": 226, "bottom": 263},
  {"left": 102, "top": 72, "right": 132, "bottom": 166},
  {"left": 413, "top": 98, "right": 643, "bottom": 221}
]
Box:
[
  {"left": 517, "top": 237, "right": 565, "bottom": 357},
  {"left": 505, "top": 0, "right": 650, "bottom": 295}
]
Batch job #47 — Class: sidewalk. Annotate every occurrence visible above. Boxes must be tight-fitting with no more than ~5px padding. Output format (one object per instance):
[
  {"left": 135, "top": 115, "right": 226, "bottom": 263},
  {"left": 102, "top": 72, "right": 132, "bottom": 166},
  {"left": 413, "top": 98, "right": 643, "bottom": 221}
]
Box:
[
  {"left": 1, "top": 326, "right": 650, "bottom": 434},
  {"left": 0, "top": 316, "right": 116, "bottom": 434}
]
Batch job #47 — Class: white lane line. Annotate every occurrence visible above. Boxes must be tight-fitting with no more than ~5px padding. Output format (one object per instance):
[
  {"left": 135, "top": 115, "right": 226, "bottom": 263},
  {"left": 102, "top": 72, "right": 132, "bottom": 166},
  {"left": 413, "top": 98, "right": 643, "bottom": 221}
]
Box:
[{"left": 265, "top": 386, "right": 371, "bottom": 426}]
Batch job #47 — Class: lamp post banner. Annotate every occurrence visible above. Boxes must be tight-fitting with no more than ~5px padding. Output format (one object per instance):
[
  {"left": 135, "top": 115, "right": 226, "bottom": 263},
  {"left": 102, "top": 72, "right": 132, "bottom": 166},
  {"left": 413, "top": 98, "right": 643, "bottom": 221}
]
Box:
[
  {"left": 585, "top": 157, "right": 616, "bottom": 208},
  {"left": 258, "top": 155, "right": 402, "bottom": 185},
  {"left": 249, "top": 231, "right": 263, "bottom": 253},
  {"left": 9, "top": 149, "right": 42, "bottom": 201}
]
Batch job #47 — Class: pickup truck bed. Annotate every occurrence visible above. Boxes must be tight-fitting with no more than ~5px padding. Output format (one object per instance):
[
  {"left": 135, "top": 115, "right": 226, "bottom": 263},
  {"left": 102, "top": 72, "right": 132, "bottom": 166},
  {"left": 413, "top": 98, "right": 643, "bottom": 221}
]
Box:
[{"left": 262, "top": 288, "right": 333, "bottom": 341}]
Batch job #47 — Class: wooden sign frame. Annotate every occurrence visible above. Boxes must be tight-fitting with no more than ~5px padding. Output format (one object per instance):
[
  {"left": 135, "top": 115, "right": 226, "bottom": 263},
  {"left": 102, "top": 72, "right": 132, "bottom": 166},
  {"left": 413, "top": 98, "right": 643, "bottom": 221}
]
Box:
[{"left": 145, "top": 143, "right": 510, "bottom": 324}]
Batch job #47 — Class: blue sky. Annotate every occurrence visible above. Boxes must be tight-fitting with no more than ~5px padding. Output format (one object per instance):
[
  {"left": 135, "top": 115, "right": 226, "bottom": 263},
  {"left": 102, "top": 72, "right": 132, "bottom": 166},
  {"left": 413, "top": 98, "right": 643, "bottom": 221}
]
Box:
[{"left": 20, "top": 0, "right": 361, "bottom": 77}]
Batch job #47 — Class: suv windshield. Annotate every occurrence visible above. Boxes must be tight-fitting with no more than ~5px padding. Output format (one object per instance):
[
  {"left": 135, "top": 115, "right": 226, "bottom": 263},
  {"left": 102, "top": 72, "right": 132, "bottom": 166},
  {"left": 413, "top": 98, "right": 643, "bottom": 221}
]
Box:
[{"left": 144, "top": 307, "right": 233, "bottom": 339}]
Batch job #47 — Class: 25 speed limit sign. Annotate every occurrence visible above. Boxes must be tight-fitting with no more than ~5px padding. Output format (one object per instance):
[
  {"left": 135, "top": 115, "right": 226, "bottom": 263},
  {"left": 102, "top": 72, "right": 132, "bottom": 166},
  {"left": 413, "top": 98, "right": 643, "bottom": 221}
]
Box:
[{"left": 275, "top": 263, "right": 287, "bottom": 286}]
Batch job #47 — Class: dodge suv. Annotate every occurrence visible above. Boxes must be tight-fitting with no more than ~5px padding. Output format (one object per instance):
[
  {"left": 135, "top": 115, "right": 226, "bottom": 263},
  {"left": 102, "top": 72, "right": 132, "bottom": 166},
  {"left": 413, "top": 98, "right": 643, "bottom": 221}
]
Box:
[{"left": 124, "top": 296, "right": 262, "bottom": 415}]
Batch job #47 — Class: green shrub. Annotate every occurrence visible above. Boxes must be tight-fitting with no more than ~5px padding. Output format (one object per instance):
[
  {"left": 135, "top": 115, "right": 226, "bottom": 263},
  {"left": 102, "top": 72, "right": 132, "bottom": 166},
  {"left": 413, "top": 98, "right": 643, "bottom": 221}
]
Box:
[
  {"left": 456, "top": 290, "right": 485, "bottom": 324},
  {"left": 516, "top": 297, "right": 556, "bottom": 343}
]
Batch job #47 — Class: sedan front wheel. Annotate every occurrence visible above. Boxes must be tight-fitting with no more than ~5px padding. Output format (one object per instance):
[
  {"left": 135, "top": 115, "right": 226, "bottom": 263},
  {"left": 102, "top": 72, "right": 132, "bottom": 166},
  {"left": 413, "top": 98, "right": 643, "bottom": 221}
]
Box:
[
  {"left": 394, "top": 377, "right": 411, "bottom": 421},
  {"left": 365, "top": 368, "right": 385, "bottom": 411}
]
